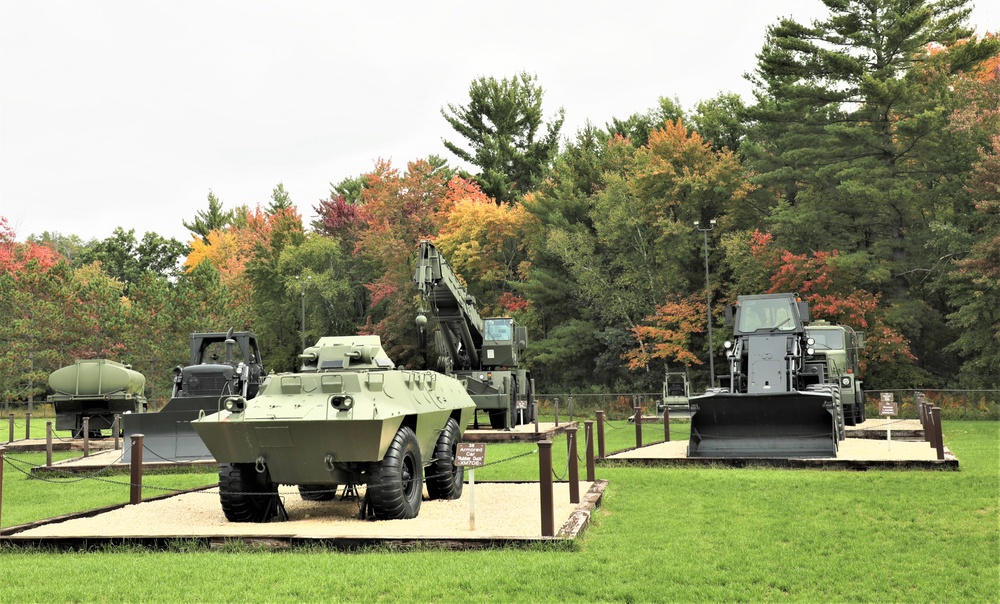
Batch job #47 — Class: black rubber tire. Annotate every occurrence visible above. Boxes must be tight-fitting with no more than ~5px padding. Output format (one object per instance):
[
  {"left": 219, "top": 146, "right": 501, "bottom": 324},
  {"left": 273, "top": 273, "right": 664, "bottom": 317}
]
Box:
[
  {"left": 488, "top": 409, "right": 507, "bottom": 429},
  {"left": 844, "top": 403, "right": 857, "bottom": 427},
  {"left": 858, "top": 391, "right": 867, "bottom": 424},
  {"left": 218, "top": 462, "right": 279, "bottom": 523},
  {"left": 298, "top": 484, "right": 338, "bottom": 501},
  {"left": 367, "top": 426, "right": 423, "bottom": 519},
  {"left": 426, "top": 418, "right": 464, "bottom": 500}
]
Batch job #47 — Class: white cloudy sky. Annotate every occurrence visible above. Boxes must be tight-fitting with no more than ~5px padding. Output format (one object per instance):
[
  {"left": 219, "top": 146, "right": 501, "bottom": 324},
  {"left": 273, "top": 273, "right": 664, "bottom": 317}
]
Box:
[{"left": 2, "top": 1, "right": 997, "bottom": 245}]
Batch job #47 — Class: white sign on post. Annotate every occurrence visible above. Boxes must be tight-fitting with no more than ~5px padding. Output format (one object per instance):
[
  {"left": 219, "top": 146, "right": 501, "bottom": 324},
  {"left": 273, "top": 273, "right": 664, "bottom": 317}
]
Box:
[
  {"left": 880, "top": 392, "right": 898, "bottom": 449},
  {"left": 455, "top": 443, "right": 486, "bottom": 530}
]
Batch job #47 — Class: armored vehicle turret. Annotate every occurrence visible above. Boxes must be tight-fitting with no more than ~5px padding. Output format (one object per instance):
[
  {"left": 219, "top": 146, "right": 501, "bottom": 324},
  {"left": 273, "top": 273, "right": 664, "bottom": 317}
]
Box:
[{"left": 192, "top": 335, "right": 476, "bottom": 522}]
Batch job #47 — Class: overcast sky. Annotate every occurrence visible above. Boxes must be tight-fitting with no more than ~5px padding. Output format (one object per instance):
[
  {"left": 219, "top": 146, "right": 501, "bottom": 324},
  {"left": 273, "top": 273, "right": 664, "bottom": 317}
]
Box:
[{"left": 2, "top": 1, "right": 997, "bottom": 245}]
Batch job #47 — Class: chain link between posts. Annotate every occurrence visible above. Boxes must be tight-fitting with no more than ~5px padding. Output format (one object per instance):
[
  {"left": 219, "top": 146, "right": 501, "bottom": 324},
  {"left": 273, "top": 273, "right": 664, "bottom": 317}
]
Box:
[{"left": 0, "top": 444, "right": 543, "bottom": 500}]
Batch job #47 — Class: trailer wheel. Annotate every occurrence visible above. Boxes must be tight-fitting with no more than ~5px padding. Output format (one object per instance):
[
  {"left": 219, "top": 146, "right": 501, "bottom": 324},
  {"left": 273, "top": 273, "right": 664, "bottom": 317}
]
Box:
[
  {"left": 219, "top": 462, "right": 279, "bottom": 523},
  {"left": 298, "top": 484, "right": 338, "bottom": 501},
  {"left": 427, "top": 418, "right": 464, "bottom": 500},
  {"left": 367, "top": 426, "right": 422, "bottom": 519}
]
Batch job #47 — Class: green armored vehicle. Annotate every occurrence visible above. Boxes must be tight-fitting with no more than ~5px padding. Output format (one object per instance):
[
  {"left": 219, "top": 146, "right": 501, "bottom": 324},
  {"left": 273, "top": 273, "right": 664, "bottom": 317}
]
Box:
[
  {"left": 47, "top": 359, "right": 148, "bottom": 438},
  {"left": 192, "top": 335, "right": 476, "bottom": 522}
]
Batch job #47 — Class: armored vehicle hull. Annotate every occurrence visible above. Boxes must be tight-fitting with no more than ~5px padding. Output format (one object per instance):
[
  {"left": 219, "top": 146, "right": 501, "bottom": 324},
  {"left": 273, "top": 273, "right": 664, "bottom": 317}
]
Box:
[{"left": 192, "top": 336, "right": 476, "bottom": 522}]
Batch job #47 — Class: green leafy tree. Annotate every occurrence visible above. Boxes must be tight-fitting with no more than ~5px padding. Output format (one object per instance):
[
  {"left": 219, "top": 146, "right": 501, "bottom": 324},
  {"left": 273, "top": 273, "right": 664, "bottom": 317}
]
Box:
[
  {"left": 76, "top": 228, "right": 186, "bottom": 292},
  {"left": 442, "top": 72, "right": 565, "bottom": 204},
  {"left": 183, "top": 190, "right": 234, "bottom": 244}
]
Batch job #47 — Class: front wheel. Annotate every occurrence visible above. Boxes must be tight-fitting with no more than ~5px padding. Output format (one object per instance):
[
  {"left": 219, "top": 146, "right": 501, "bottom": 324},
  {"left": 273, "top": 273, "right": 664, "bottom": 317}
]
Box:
[
  {"left": 367, "top": 426, "right": 423, "bottom": 519},
  {"left": 426, "top": 418, "right": 464, "bottom": 500},
  {"left": 218, "top": 462, "right": 279, "bottom": 523}
]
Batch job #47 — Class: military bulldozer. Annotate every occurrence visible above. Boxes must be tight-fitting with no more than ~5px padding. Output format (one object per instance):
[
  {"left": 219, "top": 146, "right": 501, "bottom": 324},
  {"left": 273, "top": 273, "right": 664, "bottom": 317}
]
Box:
[
  {"left": 46, "top": 359, "right": 148, "bottom": 438},
  {"left": 123, "top": 330, "right": 264, "bottom": 462},
  {"left": 192, "top": 335, "right": 476, "bottom": 522},
  {"left": 414, "top": 240, "right": 535, "bottom": 430},
  {"left": 688, "top": 294, "right": 846, "bottom": 458}
]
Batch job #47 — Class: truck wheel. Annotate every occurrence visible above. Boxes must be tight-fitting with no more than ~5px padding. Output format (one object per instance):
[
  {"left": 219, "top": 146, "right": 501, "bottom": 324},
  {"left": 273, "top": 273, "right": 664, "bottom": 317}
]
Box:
[
  {"left": 488, "top": 410, "right": 507, "bottom": 429},
  {"left": 219, "top": 462, "right": 279, "bottom": 523},
  {"left": 427, "top": 418, "right": 464, "bottom": 500},
  {"left": 368, "top": 426, "right": 422, "bottom": 519},
  {"left": 298, "top": 484, "right": 338, "bottom": 501}
]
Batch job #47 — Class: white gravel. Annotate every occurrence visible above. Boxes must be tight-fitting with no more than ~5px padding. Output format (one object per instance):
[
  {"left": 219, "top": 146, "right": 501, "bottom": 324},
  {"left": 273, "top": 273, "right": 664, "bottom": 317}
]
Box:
[{"left": 14, "top": 482, "right": 595, "bottom": 539}]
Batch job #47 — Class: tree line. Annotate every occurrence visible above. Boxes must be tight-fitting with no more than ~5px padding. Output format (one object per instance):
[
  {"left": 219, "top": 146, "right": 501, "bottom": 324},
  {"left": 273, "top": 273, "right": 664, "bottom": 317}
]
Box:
[{"left": 2, "top": 0, "right": 997, "bottom": 403}]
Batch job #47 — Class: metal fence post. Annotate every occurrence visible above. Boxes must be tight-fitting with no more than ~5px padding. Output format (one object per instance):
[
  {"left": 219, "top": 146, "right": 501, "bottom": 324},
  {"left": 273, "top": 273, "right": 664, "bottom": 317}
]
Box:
[
  {"left": 584, "top": 420, "right": 595, "bottom": 482},
  {"left": 113, "top": 414, "right": 121, "bottom": 450},
  {"left": 538, "top": 440, "right": 554, "bottom": 537},
  {"left": 567, "top": 426, "right": 579, "bottom": 504},
  {"left": 129, "top": 433, "right": 144, "bottom": 505},
  {"left": 663, "top": 406, "right": 670, "bottom": 442},
  {"left": 7, "top": 414, "right": 13, "bottom": 444},
  {"left": 46, "top": 421, "right": 53, "bottom": 467},
  {"left": 24, "top": 412, "right": 30, "bottom": 440},
  {"left": 596, "top": 410, "right": 606, "bottom": 460},
  {"left": 634, "top": 406, "right": 643, "bottom": 448},
  {"left": 533, "top": 401, "right": 539, "bottom": 434},
  {"left": 554, "top": 398, "right": 560, "bottom": 427},
  {"left": 932, "top": 407, "right": 944, "bottom": 460},
  {"left": 0, "top": 445, "right": 5, "bottom": 532},
  {"left": 83, "top": 417, "right": 90, "bottom": 457}
]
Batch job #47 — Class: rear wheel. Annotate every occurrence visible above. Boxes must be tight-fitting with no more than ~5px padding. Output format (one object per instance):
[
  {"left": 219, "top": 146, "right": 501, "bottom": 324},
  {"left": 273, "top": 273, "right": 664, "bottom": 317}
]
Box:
[
  {"left": 219, "top": 462, "right": 279, "bottom": 523},
  {"left": 298, "top": 484, "right": 338, "bottom": 501},
  {"left": 488, "top": 409, "right": 507, "bottom": 429},
  {"left": 427, "top": 418, "right": 464, "bottom": 500},
  {"left": 367, "top": 426, "right": 423, "bottom": 519}
]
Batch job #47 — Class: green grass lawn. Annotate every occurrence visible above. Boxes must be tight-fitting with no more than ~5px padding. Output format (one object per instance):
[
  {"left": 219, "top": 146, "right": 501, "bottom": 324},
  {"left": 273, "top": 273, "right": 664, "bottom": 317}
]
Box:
[{"left": 1, "top": 421, "right": 997, "bottom": 603}]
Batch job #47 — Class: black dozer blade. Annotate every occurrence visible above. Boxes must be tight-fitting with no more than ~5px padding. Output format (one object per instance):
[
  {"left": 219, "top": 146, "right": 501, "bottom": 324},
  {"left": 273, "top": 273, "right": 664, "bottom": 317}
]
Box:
[
  {"left": 121, "top": 395, "right": 220, "bottom": 462},
  {"left": 688, "top": 391, "right": 838, "bottom": 458}
]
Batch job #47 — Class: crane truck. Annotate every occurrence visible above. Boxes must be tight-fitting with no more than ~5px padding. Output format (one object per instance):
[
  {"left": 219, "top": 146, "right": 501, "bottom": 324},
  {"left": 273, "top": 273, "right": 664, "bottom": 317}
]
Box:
[{"left": 413, "top": 240, "right": 535, "bottom": 430}]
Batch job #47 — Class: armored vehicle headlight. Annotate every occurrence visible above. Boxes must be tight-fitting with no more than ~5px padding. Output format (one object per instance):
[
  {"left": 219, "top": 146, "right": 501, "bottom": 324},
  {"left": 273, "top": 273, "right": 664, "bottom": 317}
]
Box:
[
  {"left": 330, "top": 394, "right": 355, "bottom": 410},
  {"left": 841, "top": 376, "right": 851, "bottom": 387},
  {"left": 224, "top": 396, "right": 246, "bottom": 413}
]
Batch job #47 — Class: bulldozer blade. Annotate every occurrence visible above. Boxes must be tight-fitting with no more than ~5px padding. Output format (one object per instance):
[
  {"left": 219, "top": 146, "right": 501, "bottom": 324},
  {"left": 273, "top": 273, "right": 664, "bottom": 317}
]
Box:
[
  {"left": 121, "top": 395, "right": 219, "bottom": 462},
  {"left": 688, "top": 391, "right": 838, "bottom": 458}
]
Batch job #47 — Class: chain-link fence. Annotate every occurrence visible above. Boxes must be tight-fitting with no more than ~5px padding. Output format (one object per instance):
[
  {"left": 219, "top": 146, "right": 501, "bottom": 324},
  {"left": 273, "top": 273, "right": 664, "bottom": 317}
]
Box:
[{"left": 864, "top": 389, "right": 999, "bottom": 420}]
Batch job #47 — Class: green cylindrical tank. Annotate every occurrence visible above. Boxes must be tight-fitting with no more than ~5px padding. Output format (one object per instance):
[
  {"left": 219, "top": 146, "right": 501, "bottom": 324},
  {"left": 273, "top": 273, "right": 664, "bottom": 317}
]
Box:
[{"left": 48, "top": 359, "right": 146, "bottom": 397}]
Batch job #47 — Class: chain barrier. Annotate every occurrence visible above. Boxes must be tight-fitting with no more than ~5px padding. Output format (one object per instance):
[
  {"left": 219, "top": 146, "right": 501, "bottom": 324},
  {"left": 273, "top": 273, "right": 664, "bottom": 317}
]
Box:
[{"left": 0, "top": 445, "right": 543, "bottom": 500}]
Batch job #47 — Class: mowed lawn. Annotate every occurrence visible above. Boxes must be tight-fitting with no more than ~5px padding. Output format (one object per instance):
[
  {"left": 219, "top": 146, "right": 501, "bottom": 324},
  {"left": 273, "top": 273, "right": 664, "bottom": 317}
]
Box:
[{"left": 0, "top": 421, "right": 997, "bottom": 603}]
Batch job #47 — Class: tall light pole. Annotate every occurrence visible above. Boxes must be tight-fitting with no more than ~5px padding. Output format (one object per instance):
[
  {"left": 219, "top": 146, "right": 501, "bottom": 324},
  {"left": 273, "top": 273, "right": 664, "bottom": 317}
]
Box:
[
  {"left": 295, "top": 275, "right": 312, "bottom": 353},
  {"left": 695, "top": 219, "right": 716, "bottom": 387}
]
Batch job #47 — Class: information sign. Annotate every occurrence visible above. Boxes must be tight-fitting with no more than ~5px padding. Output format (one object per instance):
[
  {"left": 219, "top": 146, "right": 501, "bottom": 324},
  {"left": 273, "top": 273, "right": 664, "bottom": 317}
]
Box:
[{"left": 455, "top": 443, "right": 486, "bottom": 468}]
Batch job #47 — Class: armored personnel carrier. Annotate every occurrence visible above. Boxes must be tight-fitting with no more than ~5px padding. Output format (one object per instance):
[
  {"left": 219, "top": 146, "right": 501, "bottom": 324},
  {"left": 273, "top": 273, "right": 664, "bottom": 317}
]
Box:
[{"left": 192, "top": 335, "right": 476, "bottom": 522}]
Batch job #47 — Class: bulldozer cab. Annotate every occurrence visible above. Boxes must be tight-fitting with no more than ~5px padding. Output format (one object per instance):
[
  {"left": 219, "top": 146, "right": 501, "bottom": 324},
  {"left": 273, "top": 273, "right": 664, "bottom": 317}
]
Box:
[{"left": 732, "top": 294, "right": 808, "bottom": 335}]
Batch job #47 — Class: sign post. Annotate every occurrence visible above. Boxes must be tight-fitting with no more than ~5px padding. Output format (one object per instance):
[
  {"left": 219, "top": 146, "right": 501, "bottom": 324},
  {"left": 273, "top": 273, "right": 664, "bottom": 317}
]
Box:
[
  {"left": 879, "top": 392, "right": 898, "bottom": 449},
  {"left": 455, "top": 443, "right": 486, "bottom": 531}
]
